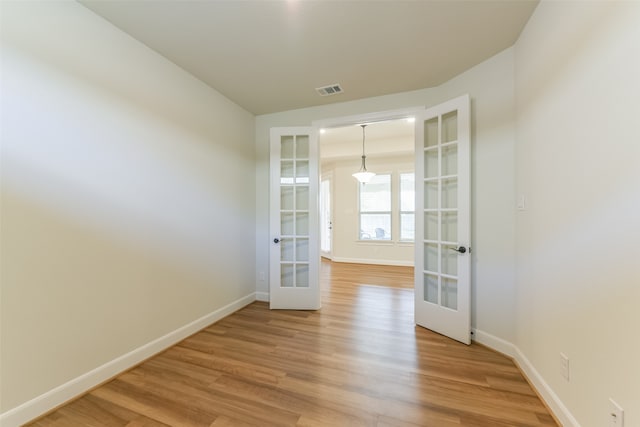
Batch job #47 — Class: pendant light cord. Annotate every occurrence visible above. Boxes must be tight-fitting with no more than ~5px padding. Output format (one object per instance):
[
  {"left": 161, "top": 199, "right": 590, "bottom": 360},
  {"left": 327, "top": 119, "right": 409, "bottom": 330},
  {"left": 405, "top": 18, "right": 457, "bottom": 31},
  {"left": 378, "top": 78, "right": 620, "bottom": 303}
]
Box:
[{"left": 361, "top": 124, "right": 367, "bottom": 171}]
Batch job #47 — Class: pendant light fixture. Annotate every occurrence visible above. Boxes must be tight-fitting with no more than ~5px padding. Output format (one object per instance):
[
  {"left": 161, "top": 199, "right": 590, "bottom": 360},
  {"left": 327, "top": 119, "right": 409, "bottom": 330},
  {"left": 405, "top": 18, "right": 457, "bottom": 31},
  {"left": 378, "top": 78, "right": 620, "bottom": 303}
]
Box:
[{"left": 352, "top": 124, "right": 375, "bottom": 183}]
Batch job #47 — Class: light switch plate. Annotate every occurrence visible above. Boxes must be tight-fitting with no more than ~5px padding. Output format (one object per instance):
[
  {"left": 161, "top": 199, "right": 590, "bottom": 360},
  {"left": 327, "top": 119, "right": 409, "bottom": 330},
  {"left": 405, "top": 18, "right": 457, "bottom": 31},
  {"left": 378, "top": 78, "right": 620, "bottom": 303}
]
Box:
[
  {"left": 517, "top": 195, "right": 526, "bottom": 210},
  {"left": 609, "top": 398, "right": 624, "bottom": 426}
]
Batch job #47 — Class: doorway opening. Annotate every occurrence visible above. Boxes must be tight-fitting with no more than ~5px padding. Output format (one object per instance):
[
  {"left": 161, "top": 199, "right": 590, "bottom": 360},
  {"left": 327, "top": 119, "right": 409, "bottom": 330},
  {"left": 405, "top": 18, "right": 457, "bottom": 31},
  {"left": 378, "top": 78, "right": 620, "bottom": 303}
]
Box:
[
  {"left": 316, "top": 112, "right": 417, "bottom": 302},
  {"left": 270, "top": 96, "right": 471, "bottom": 344}
]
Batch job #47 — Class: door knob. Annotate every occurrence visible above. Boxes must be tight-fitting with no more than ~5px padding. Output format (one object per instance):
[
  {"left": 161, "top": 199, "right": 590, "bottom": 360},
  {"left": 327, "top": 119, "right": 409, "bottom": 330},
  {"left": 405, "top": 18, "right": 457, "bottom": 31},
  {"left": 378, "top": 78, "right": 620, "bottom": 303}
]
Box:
[
  {"left": 450, "top": 246, "right": 467, "bottom": 254},
  {"left": 274, "top": 238, "right": 280, "bottom": 244}
]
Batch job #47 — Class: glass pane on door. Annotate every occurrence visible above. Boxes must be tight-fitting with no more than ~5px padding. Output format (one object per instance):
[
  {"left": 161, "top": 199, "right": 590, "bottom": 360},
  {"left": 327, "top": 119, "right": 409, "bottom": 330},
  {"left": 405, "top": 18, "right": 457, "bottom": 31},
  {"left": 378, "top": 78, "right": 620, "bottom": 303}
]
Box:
[
  {"left": 441, "top": 212, "right": 457, "bottom": 243},
  {"left": 281, "top": 187, "right": 294, "bottom": 210},
  {"left": 442, "top": 277, "right": 458, "bottom": 310},
  {"left": 442, "top": 178, "right": 458, "bottom": 209},
  {"left": 442, "top": 111, "right": 458, "bottom": 142},
  {"left": 442, "top": 145, "right": 458, "bottom": 176},
  {"left": 296, "top": 161, "right": 309, "bottom": 184},
  {"left": 422, "top": 109, "right": 460, "bottom": 310},
  {"left": 424, "top": 243, "right": 439, "bottom": 272},
  {"left": 425, "top": 212, "right": 438, "bottom": 241},
  {"left": 424, "top": 274, "right": 438, "bottom": 304},
  {"left": 281, "top": 161, "right": 294, "bottom": 184},
  {"left": 296, "top": 136, "right": 309, "bottom": 158},
  {"left": 296, "top": 187, "right": 309, "bottom": 211},
  {"left": 296, "top": 265, "right": 309, "bottom": 287},
  {"left": 425, "top": 181, "right": 438, "bottom": 209},
  {"left": 442, "top": 248, "right": 458, "bottom": 276},
  {"left": 281, "top": 136, "right": 294, "bottom": 159},
  {"left": 281, "top": 213, "right": 294, "bottom": 236},
  {"left": 296, "top": 212, "right": 309, "bottom": 235},
  {"left": 279, "top": 135, "right": 311, "bottom": 288},
  {"left": 424, "top": 118, "right": 439, "bottom": 148},
  {"left": 281, "top": 238, "right": 294, "bottom": 262},
  {"left": 424, "top": 149, "right": 438, "bottom": 178},
  {"left": 296, "top": 238, "right": 309, "bottom": 262},
  {"left": 281, "top": 264, "right": 294, "bottom": 287}
]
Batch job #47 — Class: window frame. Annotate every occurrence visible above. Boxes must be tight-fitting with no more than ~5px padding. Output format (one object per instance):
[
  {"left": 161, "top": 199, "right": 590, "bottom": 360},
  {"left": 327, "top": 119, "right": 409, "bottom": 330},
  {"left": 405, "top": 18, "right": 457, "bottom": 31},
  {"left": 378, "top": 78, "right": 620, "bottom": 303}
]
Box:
[{"left": 399, "top": 172, "right": 415, "bottom": 242}]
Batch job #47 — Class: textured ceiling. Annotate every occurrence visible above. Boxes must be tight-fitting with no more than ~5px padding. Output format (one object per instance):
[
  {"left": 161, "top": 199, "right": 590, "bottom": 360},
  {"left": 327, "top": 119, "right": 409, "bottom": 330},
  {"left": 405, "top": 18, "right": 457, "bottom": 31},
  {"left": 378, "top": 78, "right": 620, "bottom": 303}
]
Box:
[{"left": 80, "top": 0, "right": 538, "bottom": 115}]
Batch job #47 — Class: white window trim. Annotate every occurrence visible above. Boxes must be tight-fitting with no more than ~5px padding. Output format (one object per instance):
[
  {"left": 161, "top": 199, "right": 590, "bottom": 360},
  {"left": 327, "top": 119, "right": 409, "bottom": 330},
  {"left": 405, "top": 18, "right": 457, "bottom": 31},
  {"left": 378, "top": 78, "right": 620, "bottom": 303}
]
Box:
[{"left": 399, "top": 171, "right": 415, "bottom": 242}]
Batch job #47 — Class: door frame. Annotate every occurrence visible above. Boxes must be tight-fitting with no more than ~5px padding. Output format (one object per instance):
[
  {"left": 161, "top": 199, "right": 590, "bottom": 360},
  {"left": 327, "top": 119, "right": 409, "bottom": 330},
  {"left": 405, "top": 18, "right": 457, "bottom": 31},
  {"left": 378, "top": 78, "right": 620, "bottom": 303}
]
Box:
[
  {"left": 314, "top": 106, "right": 424, "bottom": 266},
  {"left": 320, "top": 171, "right": 333, "bottom": 260},
  {"left": 313, "top": 107, "right": 425, "bottom": 131}
]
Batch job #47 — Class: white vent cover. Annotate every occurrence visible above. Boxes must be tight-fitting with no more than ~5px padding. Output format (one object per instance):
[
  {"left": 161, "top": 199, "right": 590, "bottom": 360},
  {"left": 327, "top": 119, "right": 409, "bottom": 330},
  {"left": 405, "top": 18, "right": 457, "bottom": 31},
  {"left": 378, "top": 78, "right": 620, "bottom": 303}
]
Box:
[{"left": 316, "top": 84, "right": 344, "bottom": 97}]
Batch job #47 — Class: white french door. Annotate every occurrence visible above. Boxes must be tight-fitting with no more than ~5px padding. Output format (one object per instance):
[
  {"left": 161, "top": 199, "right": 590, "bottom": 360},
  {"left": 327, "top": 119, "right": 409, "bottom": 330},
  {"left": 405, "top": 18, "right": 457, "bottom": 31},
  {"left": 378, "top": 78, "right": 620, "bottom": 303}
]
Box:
[
  {"left": 415, "top": 95, "right": 471, "bottom": 344},
  {"left": 269, "top": 127, "right": 321, "bottom": 310}
]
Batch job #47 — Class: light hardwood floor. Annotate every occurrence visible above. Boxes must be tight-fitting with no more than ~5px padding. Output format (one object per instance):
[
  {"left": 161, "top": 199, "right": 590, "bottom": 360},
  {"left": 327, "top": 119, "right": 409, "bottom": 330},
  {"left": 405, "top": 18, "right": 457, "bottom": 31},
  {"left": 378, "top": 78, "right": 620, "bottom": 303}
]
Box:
[{"left": 27, "top": 260, "right": 557, "bottom": 426}]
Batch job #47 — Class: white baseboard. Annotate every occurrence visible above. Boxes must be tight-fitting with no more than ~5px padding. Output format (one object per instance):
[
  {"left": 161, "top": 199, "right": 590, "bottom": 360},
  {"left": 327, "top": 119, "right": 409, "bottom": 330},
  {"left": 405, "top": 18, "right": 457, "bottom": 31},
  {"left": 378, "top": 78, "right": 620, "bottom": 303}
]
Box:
[
  {"left": 471, "top": 328, "right": 516, "bottom": 358},
  {"left": 331, "top": 257, "right": 414, "bottom": 267},
  {"left": 255, "top": 291, "right": 269, "bottom": 302},
  {"left": 472, "top": 328, "right": 579, "bottom": 427},
  {"left": 0, "top": 292, "right": 257, "bottom": 427},
  {"left": 512, "top": 346, "right": 580, "bottom": 427}
]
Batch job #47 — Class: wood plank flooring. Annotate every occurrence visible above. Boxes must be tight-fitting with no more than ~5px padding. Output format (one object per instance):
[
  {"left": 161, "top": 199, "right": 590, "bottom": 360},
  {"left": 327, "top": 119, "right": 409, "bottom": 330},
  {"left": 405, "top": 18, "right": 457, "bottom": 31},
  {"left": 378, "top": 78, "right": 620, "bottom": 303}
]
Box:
[{"left": 27, "top": 260, "right": 557, "bottom": 426}]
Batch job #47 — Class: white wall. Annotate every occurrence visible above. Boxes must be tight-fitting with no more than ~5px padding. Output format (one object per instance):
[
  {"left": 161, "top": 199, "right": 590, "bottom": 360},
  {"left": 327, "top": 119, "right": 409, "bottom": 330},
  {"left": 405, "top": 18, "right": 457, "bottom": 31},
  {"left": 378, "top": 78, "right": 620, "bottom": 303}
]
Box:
[
  {"left": 256, "top": 47, "right": 517, "bottom": 342},
  {"left": 0, "top": 0, "right": 255, "bottom": 419},
  {"left": 323, "top": 155, "right": 414, "bottom": 266},
  {"left": 514, "top": 1, "right": 640, "bottom": 426}
]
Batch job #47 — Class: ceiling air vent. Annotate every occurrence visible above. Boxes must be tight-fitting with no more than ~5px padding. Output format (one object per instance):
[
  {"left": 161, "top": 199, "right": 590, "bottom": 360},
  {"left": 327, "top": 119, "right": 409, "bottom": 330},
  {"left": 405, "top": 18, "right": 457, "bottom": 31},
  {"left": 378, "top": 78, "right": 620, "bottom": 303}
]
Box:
[{"left": 316, "top": 84, "right": 344, "bottom": 97}]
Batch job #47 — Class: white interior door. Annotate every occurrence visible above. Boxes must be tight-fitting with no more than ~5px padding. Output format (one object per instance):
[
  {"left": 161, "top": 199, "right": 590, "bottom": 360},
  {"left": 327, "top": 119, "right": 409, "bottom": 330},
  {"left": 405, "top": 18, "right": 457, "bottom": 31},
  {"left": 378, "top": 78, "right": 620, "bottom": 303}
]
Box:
[
  {"left": 269, "top": 127, "right": 320, "bottom": 310},
  {"left": 320, "top": 176, "right": 332, "bottom": 259},
  {"left": 415, "top": 94, "right": 471, "bottom": 344}
]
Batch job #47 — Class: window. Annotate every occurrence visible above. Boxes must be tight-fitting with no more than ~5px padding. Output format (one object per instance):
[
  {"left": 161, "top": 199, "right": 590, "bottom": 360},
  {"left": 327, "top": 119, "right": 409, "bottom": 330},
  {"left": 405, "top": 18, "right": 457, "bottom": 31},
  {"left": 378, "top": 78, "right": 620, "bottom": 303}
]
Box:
[
  {"left": 400, "top": 173, "right": 415, "bottom": 241},
  {"left": 357, "top": 172, "right": 415, "bottom": 242},
  {"left": 359, "top": 174, "right": 391, "bottom": 240}
]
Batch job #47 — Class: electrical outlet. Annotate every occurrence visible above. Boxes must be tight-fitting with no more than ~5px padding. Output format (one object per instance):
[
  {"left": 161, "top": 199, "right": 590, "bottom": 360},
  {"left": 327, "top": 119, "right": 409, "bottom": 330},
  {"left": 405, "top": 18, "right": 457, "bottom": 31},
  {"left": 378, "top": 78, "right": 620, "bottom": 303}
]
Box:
[
  {"left": 259, "top": 272, "right": 265, "bottom": 281},
  {"left": 560, "top": 353, "right": 570, "bottom": 381},
  {"left": 609, "top": 399, "right": 624, "bottom": 426}
]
